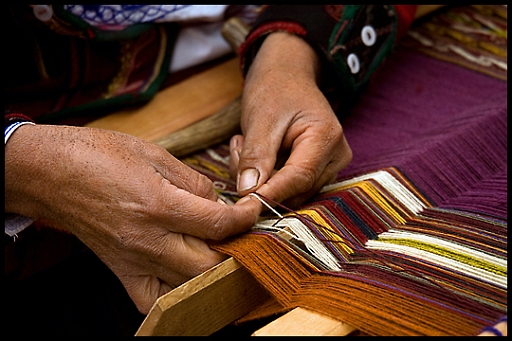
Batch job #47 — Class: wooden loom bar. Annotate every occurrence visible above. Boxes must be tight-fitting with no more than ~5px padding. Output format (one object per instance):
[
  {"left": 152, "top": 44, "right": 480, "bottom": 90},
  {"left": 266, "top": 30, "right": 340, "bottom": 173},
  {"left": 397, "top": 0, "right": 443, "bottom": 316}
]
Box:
[
  {"left": 253, "top": 307, "right": 357, "bottom": 336},
  {"left": 135, "top": 257, "right": 271, "bottom": 336}
]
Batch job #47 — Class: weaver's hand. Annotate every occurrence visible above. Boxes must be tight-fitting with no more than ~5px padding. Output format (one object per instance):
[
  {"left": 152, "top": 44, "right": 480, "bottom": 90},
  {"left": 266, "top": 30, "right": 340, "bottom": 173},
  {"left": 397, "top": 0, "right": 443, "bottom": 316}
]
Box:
[
  {"left": 230, "top": 32, "right": 352, "bottom": 207},
  {"left": 5, "top": 124, "right": 261, "bottom": 314}
]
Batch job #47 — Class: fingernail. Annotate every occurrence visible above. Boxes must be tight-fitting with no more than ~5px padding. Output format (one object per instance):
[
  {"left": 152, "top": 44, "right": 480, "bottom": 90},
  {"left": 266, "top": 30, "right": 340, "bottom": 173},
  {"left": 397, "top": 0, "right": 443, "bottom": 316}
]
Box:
[
  {"left": 217, "top": 197, "right": 227, "bottom": 205},
  {"left": 238, "top": 168, "right": 260, "bottom": 192}
]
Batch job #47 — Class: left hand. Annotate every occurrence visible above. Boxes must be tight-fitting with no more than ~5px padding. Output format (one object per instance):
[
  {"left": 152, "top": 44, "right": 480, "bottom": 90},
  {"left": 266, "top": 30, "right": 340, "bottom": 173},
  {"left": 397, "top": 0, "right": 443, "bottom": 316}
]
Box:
[
  {"left": 4, "top": 124, "right": 261, "bottom": 314},
  {"left": 230, "top": 32, "right": 352, "bottom": 208}
]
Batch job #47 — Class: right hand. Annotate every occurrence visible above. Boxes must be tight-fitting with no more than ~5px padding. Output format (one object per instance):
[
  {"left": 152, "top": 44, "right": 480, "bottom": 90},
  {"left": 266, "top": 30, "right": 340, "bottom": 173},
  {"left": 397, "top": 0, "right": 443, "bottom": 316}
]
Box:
[
  {"left": 229, "top": 32, "right": 352, "bottom": 208},
  {"left": 5, "top": 124, "right": 261, "bottom": 314}
]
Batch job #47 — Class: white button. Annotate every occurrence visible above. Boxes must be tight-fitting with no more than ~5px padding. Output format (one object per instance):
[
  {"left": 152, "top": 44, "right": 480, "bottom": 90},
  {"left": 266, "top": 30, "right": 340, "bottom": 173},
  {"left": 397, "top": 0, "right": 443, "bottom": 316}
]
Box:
[
  {"left": 33, "top": 5, "right": 53, "bottom": 22},
  {"left": 361, "top": 25, "right": 377, "bottom": 46},
  {"left": 347, "top": 53, "right": 360, "bottom": 74}
]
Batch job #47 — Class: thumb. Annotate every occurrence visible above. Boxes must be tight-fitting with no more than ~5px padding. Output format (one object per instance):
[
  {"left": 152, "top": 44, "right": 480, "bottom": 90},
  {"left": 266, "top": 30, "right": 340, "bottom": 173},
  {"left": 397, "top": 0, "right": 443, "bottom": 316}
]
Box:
[{"left": 232, "top": 130, "right": 283, "bottom": 197}]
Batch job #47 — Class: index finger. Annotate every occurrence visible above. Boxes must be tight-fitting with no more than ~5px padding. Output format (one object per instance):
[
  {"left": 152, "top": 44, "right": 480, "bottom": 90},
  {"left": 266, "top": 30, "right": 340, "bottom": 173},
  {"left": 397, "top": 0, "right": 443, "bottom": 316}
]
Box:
[
  {"left": 160, "top": 185, "right": 261, "bottom": 240},
  {"left": 255, "top": 133, "right": 352, "bottom": 204}
]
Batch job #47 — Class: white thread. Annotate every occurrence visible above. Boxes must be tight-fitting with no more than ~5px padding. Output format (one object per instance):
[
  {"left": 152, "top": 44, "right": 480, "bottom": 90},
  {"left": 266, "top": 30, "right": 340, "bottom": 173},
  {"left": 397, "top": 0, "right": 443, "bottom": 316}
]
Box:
[
  {"left": 366, "top": 239, "right": 507, "bottom": 288},
  {"left": 472, "top": 13, "right": 501, "bottom": 32},
  {"left": 285, "top": 217, "right": 342, "bottom": 271},
  {"left": 253, "top": 218, "right": 302, "bottom": 242},
  {"left": 448, "top": 44, "right": 507, "bottom": 70},
  {"left": 217, "top": 193, "right": 235, "bottom": 205},
  {"left": 213, "top": 181, "right": 227, "bottom": 191},
  {"left": 490, "top": 58, "right": 507, "bottom": 71},
  {"left": 321, "top": 170, "right": 427, "bottom": 215},
  {"left": 212, "top": 181, "right": 238, "bottom": 204},
  {"left": 249, "top": 193, "right": 342, "bottom": 271},
  {"left": 253, "top": 217, "right": 343, "bottom": 271},
  {"left": 448, "top": 44, "right": 492, "bottom": 67},
  {"left": 206, "top": 148, "right": 230, "bottom": 165},
  {"left": 451, "top": 23, "right": 498, "bottom": 36},
  {"left": 213, "top": 181, "right": 242, "bottom": 196},
  {"left": 407, "top": 31, "right": 506, "bottom": 71},
  {"left": 407, "top": 31, "right": 434, "bottom": 47},
  {"left": 248, "top": 193, "right": 284, "bottom": 218},
  {"left": 379, "top": 229, "right": 507, "bottom": 268}
]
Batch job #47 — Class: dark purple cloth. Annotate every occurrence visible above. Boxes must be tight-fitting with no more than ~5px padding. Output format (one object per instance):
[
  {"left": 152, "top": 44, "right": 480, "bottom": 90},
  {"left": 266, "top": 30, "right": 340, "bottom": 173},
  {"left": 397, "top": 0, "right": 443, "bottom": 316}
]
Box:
[{"left": 338, "top": 46, "right": 507, "bottom": 219}]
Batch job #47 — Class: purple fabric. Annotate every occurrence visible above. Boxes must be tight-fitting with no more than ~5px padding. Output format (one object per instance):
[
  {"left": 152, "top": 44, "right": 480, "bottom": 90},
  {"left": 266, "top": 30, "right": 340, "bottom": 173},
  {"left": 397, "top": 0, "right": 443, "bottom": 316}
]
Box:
[{"left": 338, "top": 47, "right": 507, "bottom": 219}]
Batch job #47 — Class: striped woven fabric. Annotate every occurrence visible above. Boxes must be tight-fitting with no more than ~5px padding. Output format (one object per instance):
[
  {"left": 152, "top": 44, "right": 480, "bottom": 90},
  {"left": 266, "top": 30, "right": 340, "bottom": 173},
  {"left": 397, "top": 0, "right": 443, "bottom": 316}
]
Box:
[
  {"left": 181, "top": 5, "right": 507, "bottom": 336},
  {"left": 401, "top": 5, "right": 507, "bottom": 81}
]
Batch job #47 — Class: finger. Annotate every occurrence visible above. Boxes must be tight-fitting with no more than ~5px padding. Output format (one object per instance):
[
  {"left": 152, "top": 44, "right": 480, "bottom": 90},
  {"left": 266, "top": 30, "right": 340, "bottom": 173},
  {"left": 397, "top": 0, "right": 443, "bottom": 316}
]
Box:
[
  {"left": 255, "top": 133, "right": 352, "bottom": 204},
  {"left": 235, "top": 113, "right": 289, "bottom": 195},
  {"left": 123, "top": 275, "right": 172, "bottom": 314},
  {"left": 229, "top": 134, "right": 244, "bottom": 181},
  {"left": 118, "top": 233, "right": 228, "bottom": 314},
  {"left": 281, "top": 159, "right": 342, "bottom": 208},
  {"left": 149, "top": 145, "right": 220, "bottom": 202},
  {"left": 158, "top": 184, "right": 261, "bottom": 240},
  {"left": 154, "top": 233, "right": 228, "bottom": 280}
]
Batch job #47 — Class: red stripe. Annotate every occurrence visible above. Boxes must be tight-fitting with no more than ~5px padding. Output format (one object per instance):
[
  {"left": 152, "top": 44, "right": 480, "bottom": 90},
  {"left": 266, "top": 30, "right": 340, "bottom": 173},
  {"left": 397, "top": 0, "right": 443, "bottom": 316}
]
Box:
[{"left": 5, "top": 113, "right": 35, "bottom": 123}]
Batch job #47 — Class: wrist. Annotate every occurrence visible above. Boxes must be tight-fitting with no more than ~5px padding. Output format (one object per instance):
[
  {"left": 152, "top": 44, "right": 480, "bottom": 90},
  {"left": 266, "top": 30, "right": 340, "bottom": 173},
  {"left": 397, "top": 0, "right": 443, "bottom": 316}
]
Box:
[
  {"left": 247, "top": 32, "right": 321, "bottom": 88},
  {"left": 4, "top": 123, "right": 44, "bottom": 218},
  {"left": 5, "top": 115, "right": 38, "bottom": 237},
  {"left": 262, "top": 32, "right": 320, "bottom": 75}
]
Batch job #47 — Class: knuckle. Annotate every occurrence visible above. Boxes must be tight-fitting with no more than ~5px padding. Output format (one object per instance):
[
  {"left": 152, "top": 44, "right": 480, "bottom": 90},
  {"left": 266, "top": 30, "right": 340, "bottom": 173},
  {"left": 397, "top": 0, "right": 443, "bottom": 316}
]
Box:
[
  {"left": 295, "top": 167, "right": 318, "bottom": 191},
  {"left": 281, "top": 165, "right": 318, "bottom": 196}
]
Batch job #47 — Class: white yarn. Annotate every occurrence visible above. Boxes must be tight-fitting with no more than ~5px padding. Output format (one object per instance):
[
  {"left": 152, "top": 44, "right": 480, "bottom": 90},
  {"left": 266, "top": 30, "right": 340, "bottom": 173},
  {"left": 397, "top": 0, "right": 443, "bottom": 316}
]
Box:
[
  {"left": 321, "top": 170, "right": 427, "bottom": 214},
  {"left": 249, "top": 193, "right": 342, "bottom": 271}
]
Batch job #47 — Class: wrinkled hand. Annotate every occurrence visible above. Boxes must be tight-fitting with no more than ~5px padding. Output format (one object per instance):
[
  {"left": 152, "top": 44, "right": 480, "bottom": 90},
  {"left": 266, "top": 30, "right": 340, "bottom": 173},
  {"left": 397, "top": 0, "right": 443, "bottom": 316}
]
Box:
[
  {"left": 230, "top": 32, "right": 352, "bottom": 207},
  {"left": 5, "top": 124, "right": 261, "bottom": 314}
]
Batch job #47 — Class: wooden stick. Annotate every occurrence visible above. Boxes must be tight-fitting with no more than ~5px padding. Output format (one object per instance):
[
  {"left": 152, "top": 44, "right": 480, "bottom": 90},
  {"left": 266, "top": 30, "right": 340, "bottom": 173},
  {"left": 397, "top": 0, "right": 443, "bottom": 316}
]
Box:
[
  {"left": 222, "top": 17, "right": 251, "bottom": 53},
  {"left": 136, "top": 257, "right": 271, "bottom": 336},
  {"left": 154, "top": 96, "right": 242, "bottom": 157},
  {"left": 152, "top": 16, "right": 250, "bottom": 157},
  {"left": 252, "top": 307, "right": 357, "bottom": 336}
]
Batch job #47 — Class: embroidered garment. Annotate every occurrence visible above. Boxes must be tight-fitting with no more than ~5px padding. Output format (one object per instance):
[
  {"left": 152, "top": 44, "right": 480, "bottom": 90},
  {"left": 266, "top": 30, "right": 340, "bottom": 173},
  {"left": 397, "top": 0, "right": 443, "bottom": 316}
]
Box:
[
  {"left": 182, "top": 6, "right": 507, "bottom": 335},
  {"left": 5, "top": 5, "right": 259, "bottom": 125},
  {"left": 239, "top": 5, "right": 418, "bottom": 111}
]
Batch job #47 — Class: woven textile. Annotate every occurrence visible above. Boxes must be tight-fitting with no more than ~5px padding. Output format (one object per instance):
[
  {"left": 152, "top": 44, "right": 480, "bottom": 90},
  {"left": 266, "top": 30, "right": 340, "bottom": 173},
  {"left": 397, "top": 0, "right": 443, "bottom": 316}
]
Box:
[
  {"left": 401, "top": 5, "right": 507, "bottom": 81},
  {"left": 181, "top": 5, "right": 507, "bottom": 336}
]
